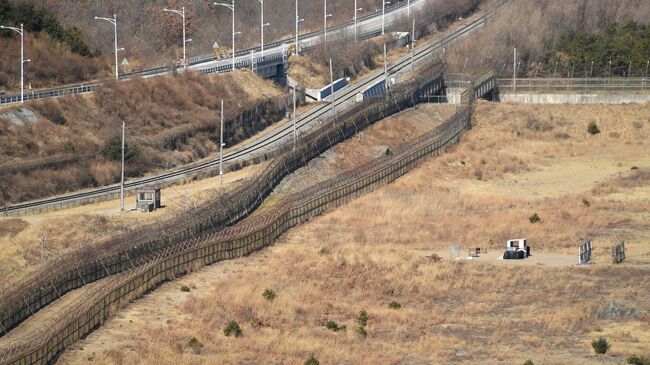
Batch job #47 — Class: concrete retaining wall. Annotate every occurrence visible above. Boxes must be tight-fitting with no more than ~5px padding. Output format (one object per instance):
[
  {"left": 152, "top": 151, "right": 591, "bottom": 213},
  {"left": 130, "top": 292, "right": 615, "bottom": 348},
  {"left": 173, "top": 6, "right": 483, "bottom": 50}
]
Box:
[{"left": 500, "top": 93, "right": 650, "bottom": 104}]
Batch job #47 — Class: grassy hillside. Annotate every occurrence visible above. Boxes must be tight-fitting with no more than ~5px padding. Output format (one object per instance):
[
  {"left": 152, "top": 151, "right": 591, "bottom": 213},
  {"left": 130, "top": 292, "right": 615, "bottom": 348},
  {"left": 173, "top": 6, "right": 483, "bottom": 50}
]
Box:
[
  {"left": 0, "top": 0, "right": 107, "bottom": 91},
  {"left": 0, "top": 70, "right": 284, "bottom": 205}
]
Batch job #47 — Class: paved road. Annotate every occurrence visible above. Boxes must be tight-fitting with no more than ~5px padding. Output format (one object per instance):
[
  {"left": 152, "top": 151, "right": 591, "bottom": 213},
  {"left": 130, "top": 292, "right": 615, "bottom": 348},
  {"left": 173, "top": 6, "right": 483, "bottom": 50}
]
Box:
[{"left": 1, "top": 1, "right": 506, "bottom": 216}]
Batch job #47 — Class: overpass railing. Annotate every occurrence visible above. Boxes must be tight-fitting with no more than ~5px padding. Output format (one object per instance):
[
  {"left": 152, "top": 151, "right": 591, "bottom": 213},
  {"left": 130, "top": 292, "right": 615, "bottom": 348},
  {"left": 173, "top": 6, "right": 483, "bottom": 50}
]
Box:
[{"left": 499, "top": 77, "right": 650, "bottom": 92}]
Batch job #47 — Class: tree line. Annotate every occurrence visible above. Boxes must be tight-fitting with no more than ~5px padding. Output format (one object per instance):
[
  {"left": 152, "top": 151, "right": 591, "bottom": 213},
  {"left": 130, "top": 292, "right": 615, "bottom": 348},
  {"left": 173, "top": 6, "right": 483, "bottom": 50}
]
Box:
[{"left": 0, "top": 0, "right": 96, "bottom": 57}]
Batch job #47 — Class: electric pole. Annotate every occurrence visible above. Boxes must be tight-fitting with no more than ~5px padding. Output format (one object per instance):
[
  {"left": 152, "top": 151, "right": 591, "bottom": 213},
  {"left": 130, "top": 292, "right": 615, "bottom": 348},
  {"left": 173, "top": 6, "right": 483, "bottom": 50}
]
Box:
[
  {"left": 40, "top": 236, "right": 47, "bottom": 272},
  {"left": 120, "top": 121, "right": 125, "bottom": 212},
  {"left": 293, "top": 86, "right": 297, "bottom": 149},
  {"left": 329, "top": 58, "right": 336, "bottom": 120},
  {"left": 513, "top": 47, "right": 517, "bottom": 92},
  {"left": 384, "top": 43, "right": 389, "bottom": 92},
  {"left": 220, "top": 99, "right": 224, "bottom": 185}
]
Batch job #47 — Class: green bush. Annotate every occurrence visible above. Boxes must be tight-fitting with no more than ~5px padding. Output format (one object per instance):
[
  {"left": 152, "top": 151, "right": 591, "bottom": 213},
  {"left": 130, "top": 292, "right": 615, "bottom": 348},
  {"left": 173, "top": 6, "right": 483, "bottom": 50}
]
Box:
[
  {"left": 304, "top": 356, "right": 320, "bottom": 365},
  {"left": 63, "top": 141, "right": 76, "bottom": 153},
  {"left": 529, "top": 213, "right": 541, "bottom": 224},
  {"left": 591, "top": 337, "right": 611, "bottom": 354},
  {"left": 180, "top": 285, "right": 190, "bottom": 292},
  {"left": 262, "top": 288, "right": 276, "bottom": 301},
  {"left": 523, "top": 360, "right": 534, "bottom": 365},
  {"left": 388, "top": 301, "right": 401, "bottom": 309},
  {"left": 188, "top": 336, "right": 203, "bottom": 353},
  {"left": 582, "top": 198, "right": 591, "bottom": 207},
  {"left": 357, "top": 309, "right": 369, "bottom": 336},
  {"left": 627, "top": 355, "right": 650, "bottom": 365},
  {"left": 324, "top": 320, "right": 346, "bottom": 332},
  {"left": 224, "top": 320, "right": 243, "bottom": 337},
  {"left": 587, "top": 122, "right": 600, "bottom": 135},
  {"left": 102, "top": 135, "right": 140, "bottom": 162}
]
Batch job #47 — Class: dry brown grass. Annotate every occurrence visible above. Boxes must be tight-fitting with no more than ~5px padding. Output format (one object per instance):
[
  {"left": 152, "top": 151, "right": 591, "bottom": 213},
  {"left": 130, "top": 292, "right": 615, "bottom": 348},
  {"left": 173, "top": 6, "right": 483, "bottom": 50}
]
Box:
[
  {"left": 57, "top": 102, "right": 650, "bottom": 364},
  {"left": 0, "top": 35, "right": 107, "bottom": 93},
  {"left": 0, "top": 70, "right": 284, "bottom": 205}
]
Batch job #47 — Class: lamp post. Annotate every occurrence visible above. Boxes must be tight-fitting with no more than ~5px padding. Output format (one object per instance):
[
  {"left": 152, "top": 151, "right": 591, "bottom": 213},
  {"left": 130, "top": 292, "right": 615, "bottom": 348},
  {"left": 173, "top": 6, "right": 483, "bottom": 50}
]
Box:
[
  {"left": 94, "top": 14, "right": 119, "bottom": 79},
  {"left": 214, "top": 1, "right": 238, "bottom": 72},
  {"left": 382, "top": 1, "right": 391, "bottom": 35},
  {"left": 258, "top": 0, "right": 270, "bottom": 58},
  {"left": 354, "top": 0, "right": 363, "bottom": 42},
  {"left": 295, "top": 0, "right": 304, "bottom": 55},
  {"left": 163, "top": 6, "right": 189, "bottom": 67},
  {"left": 324, "top": 0, "right": 332, "bottom": 42},
  {"left": 1, "top": 23, "right": 30, "bottom": 103}
]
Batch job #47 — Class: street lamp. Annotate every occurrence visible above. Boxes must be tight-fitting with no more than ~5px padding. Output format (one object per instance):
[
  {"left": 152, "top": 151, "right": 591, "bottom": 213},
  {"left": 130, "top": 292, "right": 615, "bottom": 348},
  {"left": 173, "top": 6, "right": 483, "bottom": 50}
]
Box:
[
  {"left": 354, "top": 1, "right": 363, "bottom": 42},
  {"left": 258, "top": 0, "right": 270, "bottom": 58},
  {"left": 324, "top": 0, "right": 332, "bottom": 42},
  {"left": 295, "top": 0, "right": 304, "bottom": 55},
  {"left": 1, "top": 23, "right": 29, "bottom": 103},
  {"left": 94, "top": 14, "right": 119, "bottom": 79},
  {"left": 382, "top": 1, "right": 391, "bottom": 35},
  {"left": 214, "top": 1, "right": 238, "bottom": 72},
  {"left": 163, "top": 6, "right": 189, "bottom": 68}
]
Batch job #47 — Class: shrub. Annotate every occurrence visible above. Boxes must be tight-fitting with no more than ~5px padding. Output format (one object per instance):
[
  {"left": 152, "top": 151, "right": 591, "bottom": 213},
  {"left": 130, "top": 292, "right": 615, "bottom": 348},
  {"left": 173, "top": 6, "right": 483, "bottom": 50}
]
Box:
[
  {"left": 63, "top": 141, "right": 75, "bottom": 153},
  {"left": 588, "top": 122, "right": 600, "bottom": 135},
  {"left": 102, "top": 135, "right": 140, "bottom": 162},
  {"left": 33, "top": 99, "right": 66, "bottom": 125},
  {"left": 324, "top": 320, "right": 346, "bottom": 332},
  {"left": 529, "top": 213, "right": 541, "bottom": 224},
  {"left": 224, "top": 320, "right": 243, "bottom": 337},
  {"left": 627, "top": 355, "right": 650, "bottom": 365},
  {"left": 262, "top": 288, "right": 276, "bottom": 301},
  {"left": 180, "top": 285, "right": 190, "bottom": 292},
  {"left": 582, "top": 198, "right": 591, "bottom": 207},
  {"left": 388, "top": 301, "right": 401, "bottom": 309},
  {"left": 304, "top": 356, "right": 320, "bottom": 365},
  {"left": 188, "top": 336, "right": 203, "bottom": 354},
  {"left": 591, "top": 337, "right": 611, "bottom": 354},
  {"left": 523, "top": 360, "right": 534, "bottom": 365},
  {"left": 631, "top": 166, "right": 639, "bottom": 170},
  {"left": 385, "top": 147, "right": 392, "bottom": 156},
  {"left": 357, "top": 309, "right": 369, "bottom": 336}
]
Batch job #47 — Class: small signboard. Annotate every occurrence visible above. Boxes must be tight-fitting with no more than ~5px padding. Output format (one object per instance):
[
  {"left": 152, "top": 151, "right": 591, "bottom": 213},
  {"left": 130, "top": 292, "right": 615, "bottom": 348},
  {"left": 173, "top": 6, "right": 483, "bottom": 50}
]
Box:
[
  {"left": 121, "top": 58, "right": 129, "bottom": 66},
  {"left": 451, "top": 245, "right": 460, "bottom": 259}
]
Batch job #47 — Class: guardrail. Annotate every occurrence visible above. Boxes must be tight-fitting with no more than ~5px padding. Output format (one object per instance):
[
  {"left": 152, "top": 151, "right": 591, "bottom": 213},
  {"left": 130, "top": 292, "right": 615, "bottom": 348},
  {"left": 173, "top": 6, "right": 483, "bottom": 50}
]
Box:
[
  {"left": 0, "top": 63, "right": 486, "bottom": 365},
  {"left": 0, "top": 84, "right": 97, "bottom": 105},
  {"left": 498, "top": 77, "right": 650, "bottom": 91}
]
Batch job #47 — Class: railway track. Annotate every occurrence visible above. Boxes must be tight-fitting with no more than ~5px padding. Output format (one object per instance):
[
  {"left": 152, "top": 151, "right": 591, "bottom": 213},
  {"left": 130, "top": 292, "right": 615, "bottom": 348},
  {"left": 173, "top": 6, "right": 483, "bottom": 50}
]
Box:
[{"left": 1, "top": 0, "right": 506, "bottom": 217}]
